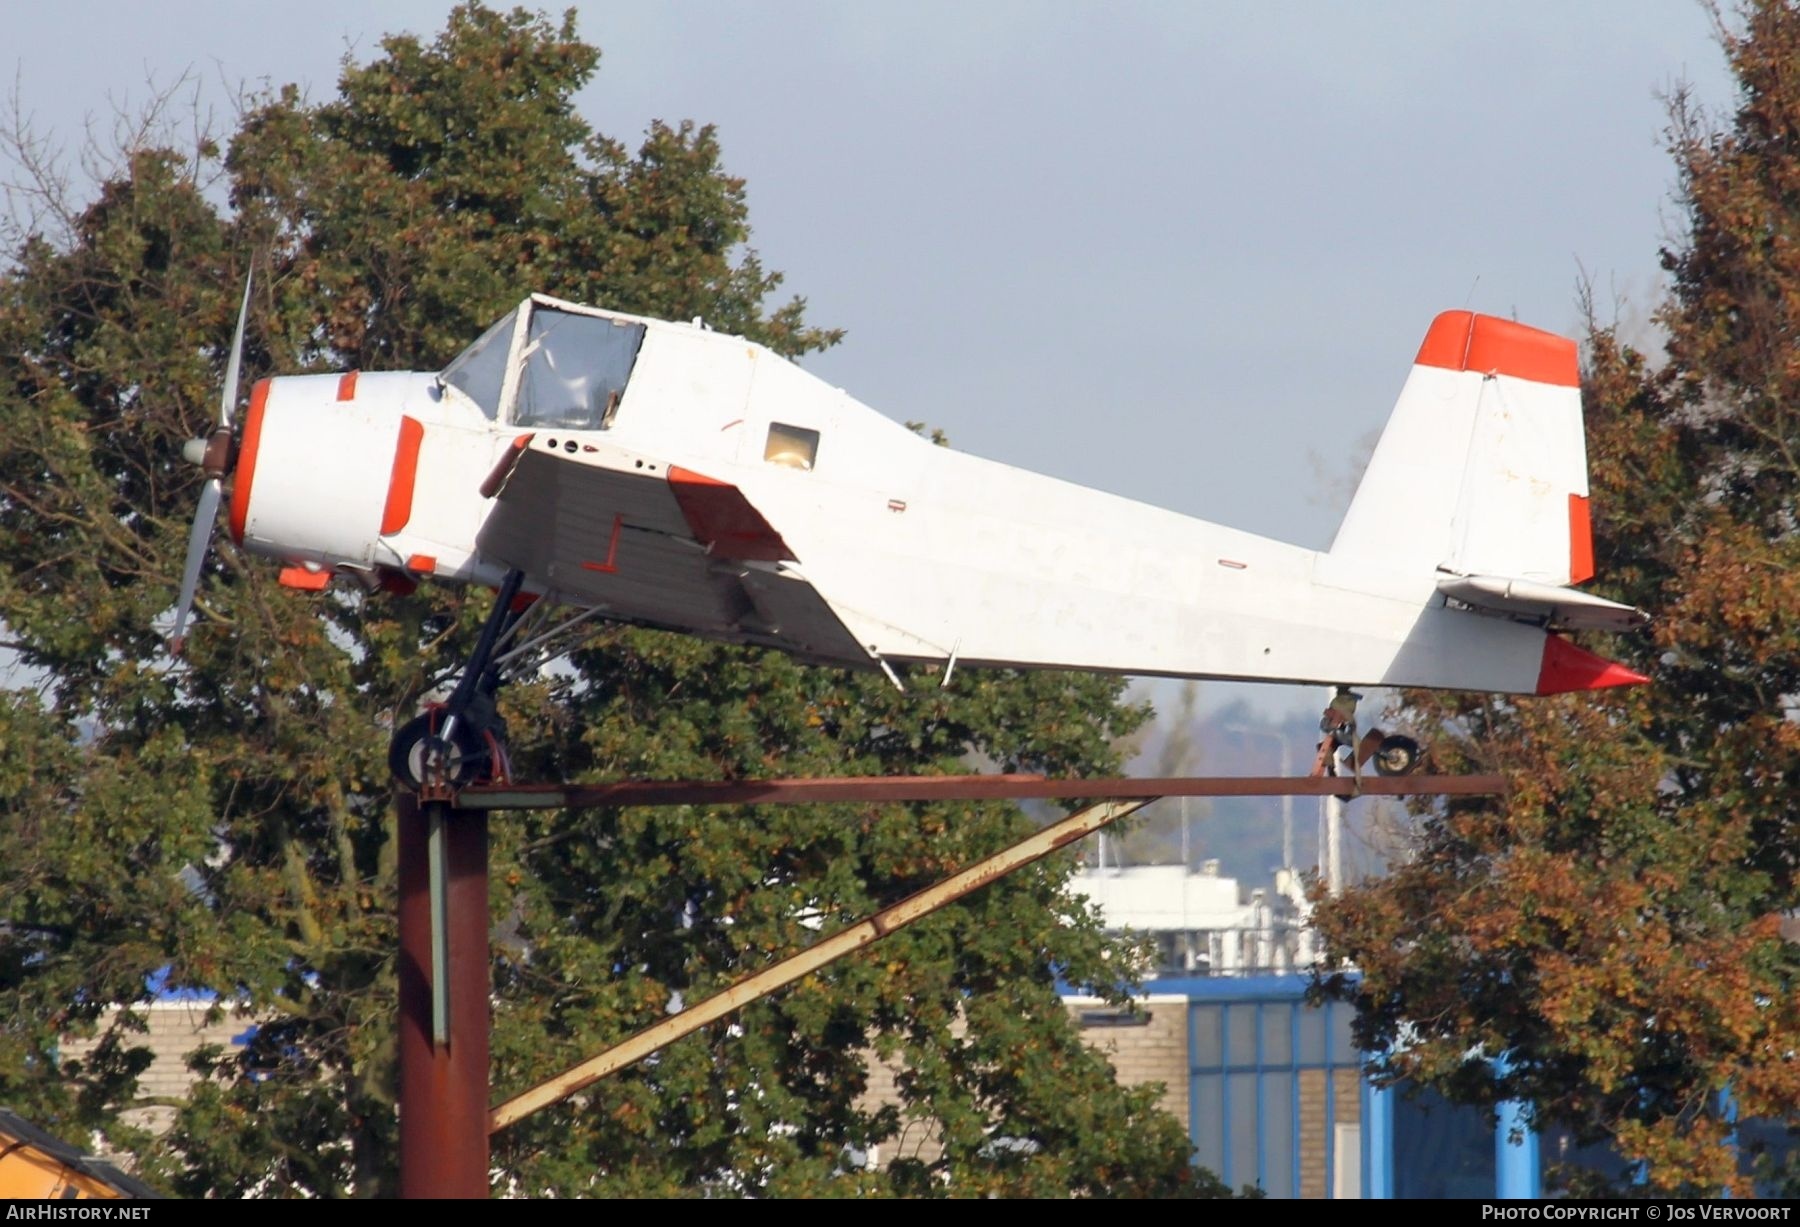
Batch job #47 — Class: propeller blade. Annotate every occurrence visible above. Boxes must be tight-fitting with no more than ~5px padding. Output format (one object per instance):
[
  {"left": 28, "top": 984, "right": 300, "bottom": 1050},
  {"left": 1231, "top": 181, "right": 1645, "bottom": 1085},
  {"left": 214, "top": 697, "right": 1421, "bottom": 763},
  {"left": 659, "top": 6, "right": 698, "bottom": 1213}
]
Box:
[
  {"left": 169, "top": 269, "right": 253, "bottom": 655},
  {"left": 218, "top": 272, "right": 252, "bottom": 428},
  {"left": 171, "top": 477, "right": 222, "bottom": 655}
]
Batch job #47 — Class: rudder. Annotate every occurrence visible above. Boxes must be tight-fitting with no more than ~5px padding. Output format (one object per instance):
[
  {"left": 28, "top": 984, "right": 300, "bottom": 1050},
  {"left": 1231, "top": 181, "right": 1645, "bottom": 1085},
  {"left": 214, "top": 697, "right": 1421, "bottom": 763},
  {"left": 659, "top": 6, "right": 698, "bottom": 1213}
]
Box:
[{"left": 1329, "top": 310, "right": 1592, "bottom": 586}]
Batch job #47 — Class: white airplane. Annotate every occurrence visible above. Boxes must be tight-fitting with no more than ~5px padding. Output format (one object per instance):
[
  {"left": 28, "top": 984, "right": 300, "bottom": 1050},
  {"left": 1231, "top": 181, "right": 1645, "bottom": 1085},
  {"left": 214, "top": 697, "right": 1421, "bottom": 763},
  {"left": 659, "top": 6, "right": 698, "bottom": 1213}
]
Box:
[{"left": 174, "top": 287, "right": 1648, "bottom": 785}]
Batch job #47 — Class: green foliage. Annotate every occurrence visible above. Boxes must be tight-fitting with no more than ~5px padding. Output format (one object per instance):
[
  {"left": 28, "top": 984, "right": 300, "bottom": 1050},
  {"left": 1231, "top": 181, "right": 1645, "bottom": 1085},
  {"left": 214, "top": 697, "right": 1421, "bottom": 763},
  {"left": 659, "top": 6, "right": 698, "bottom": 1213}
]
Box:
[
  {"left": 0, "top": 3, "right": 1213, "bottom": 1198},
  {"left": 1314, "top": 0, "right": 1800, "bottom": 1197}
]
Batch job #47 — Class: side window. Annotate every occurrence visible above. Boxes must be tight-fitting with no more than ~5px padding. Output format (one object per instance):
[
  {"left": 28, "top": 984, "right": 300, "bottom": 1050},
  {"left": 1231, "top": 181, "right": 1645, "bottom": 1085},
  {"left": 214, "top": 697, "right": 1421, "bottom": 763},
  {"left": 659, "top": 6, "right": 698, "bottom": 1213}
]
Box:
[
  {"left": 514, "top": 311, "right": 646, "bottom": 430},
  {"left": 764, "top": 422, "right": 820, "bottom": 470}
]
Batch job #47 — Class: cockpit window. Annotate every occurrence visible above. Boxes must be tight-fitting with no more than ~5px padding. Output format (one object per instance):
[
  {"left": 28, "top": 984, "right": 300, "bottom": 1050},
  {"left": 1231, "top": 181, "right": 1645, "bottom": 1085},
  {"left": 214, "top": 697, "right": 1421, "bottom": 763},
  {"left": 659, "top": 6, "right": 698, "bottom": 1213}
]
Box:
[
  {"left": 514, "top": 309, "right": 646, "bottom": 430},
  {"left": 440, "top": 307, "right": 518, "bottom": 420}
]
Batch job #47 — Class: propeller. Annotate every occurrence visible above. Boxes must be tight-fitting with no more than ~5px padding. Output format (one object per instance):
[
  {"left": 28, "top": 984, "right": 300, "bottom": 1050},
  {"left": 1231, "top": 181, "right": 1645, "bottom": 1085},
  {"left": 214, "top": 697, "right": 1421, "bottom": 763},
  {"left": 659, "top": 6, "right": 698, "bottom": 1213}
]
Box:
[{"left": 170, "top": 272, "right": 252, "bottom": 655}]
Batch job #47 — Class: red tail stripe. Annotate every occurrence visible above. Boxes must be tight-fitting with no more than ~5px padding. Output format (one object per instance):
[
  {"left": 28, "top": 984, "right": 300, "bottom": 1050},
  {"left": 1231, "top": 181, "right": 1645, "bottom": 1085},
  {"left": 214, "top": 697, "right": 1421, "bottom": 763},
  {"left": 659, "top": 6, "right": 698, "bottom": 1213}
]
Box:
[
  {"left": 1568, "top": 493, "right": 1595, "bottom": 585},
  {"left": 1415, "top": 311, "right": 1579, "bottom": 387}
]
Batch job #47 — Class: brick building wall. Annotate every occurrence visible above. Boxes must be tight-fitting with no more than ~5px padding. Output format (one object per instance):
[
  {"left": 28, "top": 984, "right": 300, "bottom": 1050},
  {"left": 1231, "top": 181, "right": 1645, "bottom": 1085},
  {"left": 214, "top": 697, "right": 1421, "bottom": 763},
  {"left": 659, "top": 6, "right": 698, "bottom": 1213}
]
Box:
[
  {"left": 853, "top": 996, "right": 1192, "bottom": 1171},
  {"left": 1067, "top": 995, "right": 1189, "bottom": 1125},
  {"left": 73, "top": 993, "right": 1185, "bottom": 1166},
  {"left": 58, "top": 1002, "right": 253, "bottom": 1136},
  {"left": 855, "top": 1041, "right": 946, "bottom": 1168},
  {"left": 65, "top": 990, "right": 1352, "bottom": 1195},
  {"left": 1298, "top": 1067, "right": 1362, "bottom": 1198}
]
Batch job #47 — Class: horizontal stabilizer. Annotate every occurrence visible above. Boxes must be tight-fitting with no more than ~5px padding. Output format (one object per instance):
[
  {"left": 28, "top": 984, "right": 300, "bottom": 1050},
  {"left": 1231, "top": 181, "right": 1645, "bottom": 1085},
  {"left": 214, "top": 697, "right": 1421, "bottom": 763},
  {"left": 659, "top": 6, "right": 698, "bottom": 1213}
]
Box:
[{"left": 1438, "top": 573, "right": 1649, "bottom": 632}]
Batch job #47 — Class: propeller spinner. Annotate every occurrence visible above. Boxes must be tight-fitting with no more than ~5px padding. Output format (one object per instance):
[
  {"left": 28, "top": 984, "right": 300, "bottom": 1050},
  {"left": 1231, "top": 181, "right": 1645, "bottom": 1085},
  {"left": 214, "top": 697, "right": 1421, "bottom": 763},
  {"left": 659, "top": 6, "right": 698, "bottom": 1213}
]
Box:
[{"left": 170, "top": 273, "right": 252, "bottom": 655}]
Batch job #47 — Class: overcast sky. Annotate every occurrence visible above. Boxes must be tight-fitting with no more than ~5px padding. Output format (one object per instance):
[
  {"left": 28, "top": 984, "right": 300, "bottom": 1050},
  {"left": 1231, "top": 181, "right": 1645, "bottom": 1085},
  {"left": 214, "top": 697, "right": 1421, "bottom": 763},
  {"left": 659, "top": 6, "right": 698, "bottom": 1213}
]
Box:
[{"left": 8, "top": 2, "right": 1736, "bottom": 720}]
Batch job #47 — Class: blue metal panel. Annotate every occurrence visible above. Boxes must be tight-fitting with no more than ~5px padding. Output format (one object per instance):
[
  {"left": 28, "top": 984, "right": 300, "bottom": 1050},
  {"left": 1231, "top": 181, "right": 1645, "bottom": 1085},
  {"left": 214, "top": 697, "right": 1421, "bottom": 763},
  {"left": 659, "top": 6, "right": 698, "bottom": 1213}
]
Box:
[
  {"left": 1323, "top": 1000, "right": 1336, "bottom": 1197},
  {"left": 1193, "top": 1073, "right": 1224, "bottom": 1175},
  {"left": 1226, "top": 1000, "right": 1258, "bottom": 1065},
  {"left": 1177, "top": 975, "right": 1381, "bottom": 1198},
  {"left": 1191, "top": 1003, "right": 1223, "bottom": 1066},
  {"left": 1291, "top": 1002, "right": 1303, "bottom": 1199},
  {"left": 1394, "top": 1084, "right": 1498, "bottom": 1197},
  {"left": 1493, "top": 1052, "right": 1539, "bottom": 1199},
  {"left": 1364, "top": 1079, "right": 1394, "bottom": 1199},
  {"left": 1152, "top": 974, "right": 1313, "bottom": 1001},
  {"left": 1262, "top": 1070, "right": 1295, "bottom": 1198},
  {"left": 1262, "top": 998, "right": 1294, "bottom": 1064},
  {"left": 1496, "top": 1097, "right": 1539, "bottom": 1198},
  {"left": 1719, "top": 1089, "right": 1737, "bottom": 1201},
  {"left": 1229, "top": 1072, "right": 1260, "bottom": 1189},
  {"left": 1254, "top": 1003, "right": 1267, "bottom": 1194},
  {"left": 1219, "top": 1005, "right": 1234, "bottom": 1182}
]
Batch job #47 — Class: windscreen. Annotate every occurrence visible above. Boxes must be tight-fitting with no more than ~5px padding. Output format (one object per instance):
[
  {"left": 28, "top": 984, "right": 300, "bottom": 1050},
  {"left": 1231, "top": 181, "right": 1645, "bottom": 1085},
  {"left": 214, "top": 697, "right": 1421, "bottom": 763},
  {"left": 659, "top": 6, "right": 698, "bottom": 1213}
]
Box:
[
  {"left": 514, "top": 308, "right": 646, "bottom": 430},
  {"left": 440, "top": 307, "right": 518, "bottom": 420}
]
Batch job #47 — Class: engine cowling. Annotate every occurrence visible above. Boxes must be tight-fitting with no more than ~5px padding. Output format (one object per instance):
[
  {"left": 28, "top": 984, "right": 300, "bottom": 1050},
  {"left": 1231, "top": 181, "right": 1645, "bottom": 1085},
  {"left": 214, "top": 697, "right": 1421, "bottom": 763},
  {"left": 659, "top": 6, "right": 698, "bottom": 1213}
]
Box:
[{"left": 230, "top": 371, "right": 441, "bottom": 569}]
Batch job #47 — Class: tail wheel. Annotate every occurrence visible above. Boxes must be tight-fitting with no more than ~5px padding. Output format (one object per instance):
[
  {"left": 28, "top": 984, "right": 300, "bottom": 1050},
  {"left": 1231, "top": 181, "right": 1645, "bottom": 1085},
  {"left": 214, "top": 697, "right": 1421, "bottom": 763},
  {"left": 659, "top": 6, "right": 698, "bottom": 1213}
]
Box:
[
  {"left": 1372, "top": 734, "right": 1422, "bottom": 777},
  {"left": 389, "top": 707, "right": 509, "bottom": 788}
]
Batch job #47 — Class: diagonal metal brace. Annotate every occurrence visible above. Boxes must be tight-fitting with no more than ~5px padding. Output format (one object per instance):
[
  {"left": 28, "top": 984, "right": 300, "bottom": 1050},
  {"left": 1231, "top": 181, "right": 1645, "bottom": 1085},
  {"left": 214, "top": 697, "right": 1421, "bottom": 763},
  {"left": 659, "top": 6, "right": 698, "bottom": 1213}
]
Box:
[{"left": 486, "top": 797, "right": 1150, "bottom": 1133}]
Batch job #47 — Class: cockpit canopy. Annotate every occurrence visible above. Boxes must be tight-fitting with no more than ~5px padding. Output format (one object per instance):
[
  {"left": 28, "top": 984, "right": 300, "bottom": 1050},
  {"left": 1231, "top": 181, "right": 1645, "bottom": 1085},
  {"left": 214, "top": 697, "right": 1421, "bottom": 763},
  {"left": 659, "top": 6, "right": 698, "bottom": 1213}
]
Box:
[{"left": 440, "top": 295, "right": 647, "bottom": 429}]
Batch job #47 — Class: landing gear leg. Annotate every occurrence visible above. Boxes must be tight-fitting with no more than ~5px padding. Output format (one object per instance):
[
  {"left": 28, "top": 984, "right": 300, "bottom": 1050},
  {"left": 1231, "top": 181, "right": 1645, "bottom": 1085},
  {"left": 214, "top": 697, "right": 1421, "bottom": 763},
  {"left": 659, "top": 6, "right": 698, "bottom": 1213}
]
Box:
[
  {"left": 1312, "top": 687, "right": 1363, "bottom": 778},
  {"left": 390, "top": 569, "right": 527, "bottom": 789},
  {"left": 1308, "top": 686, "right": 1422, "bottom": 779}
]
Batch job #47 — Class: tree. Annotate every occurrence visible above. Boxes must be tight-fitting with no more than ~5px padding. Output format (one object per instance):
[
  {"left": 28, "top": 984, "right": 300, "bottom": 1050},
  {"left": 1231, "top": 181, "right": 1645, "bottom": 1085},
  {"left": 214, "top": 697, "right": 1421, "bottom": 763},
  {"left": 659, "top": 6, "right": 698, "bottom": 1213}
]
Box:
[
  {"left": 0, "top": 3, "right": 1214, "bottom": 1197},
  {"left": 1313, "top": 0, "right": 1800, "bottom": 1197}
]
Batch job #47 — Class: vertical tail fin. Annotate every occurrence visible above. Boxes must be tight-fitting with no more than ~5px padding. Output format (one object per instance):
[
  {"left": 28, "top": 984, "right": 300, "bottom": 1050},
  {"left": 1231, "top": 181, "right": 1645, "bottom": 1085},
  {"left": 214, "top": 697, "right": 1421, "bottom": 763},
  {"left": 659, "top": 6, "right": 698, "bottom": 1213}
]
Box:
[{"left": 1329, "top": 311, "right": 1592, "bottom": 585}]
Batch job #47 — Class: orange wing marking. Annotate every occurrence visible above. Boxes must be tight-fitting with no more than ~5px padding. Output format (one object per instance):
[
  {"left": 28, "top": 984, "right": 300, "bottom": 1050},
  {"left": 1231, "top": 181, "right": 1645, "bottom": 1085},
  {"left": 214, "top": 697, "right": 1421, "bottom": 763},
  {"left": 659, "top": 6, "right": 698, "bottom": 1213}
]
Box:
[
  {"left": 666, "top": 467, "right": 796, "bottom": 562},
  {"left": 580, "top": 514, "right": 625, "bottom": 574}
]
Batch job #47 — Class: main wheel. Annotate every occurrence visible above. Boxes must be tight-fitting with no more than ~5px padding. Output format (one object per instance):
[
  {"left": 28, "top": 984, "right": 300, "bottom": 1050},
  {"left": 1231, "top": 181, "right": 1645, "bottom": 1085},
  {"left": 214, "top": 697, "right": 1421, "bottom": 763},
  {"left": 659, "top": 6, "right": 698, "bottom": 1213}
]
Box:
[
  {"left": 388, "top": 707, "right": 508, "bottom": 788},
  {"left": 1371, "top": 734, "right": 1422, "bottom": 777}
]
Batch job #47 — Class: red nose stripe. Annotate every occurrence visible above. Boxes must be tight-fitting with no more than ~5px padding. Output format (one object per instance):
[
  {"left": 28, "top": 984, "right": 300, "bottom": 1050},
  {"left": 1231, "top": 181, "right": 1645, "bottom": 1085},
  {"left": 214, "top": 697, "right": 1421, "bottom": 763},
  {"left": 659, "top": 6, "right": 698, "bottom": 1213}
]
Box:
[
  {"left": 229, "top": 378, "right": 271, "bottom": 545},
  {"left": 337, "top": 371, "right": 358, "bottom": 402},
  {"left": 1536, "top": 634, "right": 1649, "bottom": 695},
  {"left": 381, "top": 416, "right": 424, "bottom": 535}
]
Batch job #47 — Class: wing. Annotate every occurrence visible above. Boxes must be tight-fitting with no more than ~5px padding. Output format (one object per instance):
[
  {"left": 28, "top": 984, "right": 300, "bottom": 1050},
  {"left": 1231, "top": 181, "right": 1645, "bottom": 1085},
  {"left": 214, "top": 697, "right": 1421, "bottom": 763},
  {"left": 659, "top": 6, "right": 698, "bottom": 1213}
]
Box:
[{"left": 475, "top": 436, "right": 870, "bottom": 664}]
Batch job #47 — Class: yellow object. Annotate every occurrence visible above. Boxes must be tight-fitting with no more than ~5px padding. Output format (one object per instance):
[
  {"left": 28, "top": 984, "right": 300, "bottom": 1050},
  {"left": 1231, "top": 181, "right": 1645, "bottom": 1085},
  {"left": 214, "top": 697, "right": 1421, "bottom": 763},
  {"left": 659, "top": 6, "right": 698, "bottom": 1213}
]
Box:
[{"left": 0, "top": 1107, "right": 158, "bottom": 1199}]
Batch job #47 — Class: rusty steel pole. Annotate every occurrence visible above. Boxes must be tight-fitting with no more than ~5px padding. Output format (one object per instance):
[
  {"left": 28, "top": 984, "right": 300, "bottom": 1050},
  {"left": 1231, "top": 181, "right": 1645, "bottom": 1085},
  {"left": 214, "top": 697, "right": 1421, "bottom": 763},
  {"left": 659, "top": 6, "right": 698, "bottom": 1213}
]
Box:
[{"left": 397, "top": 793, "right": 491, "bottom": 1198}]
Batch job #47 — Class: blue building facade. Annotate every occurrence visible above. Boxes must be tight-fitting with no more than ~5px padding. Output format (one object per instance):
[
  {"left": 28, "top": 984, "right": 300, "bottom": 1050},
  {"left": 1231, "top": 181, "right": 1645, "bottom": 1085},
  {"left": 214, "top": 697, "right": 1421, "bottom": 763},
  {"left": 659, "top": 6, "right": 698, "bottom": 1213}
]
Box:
[{"left": 1143, "top": 974, "right": 1549, "bottom": 1199}]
